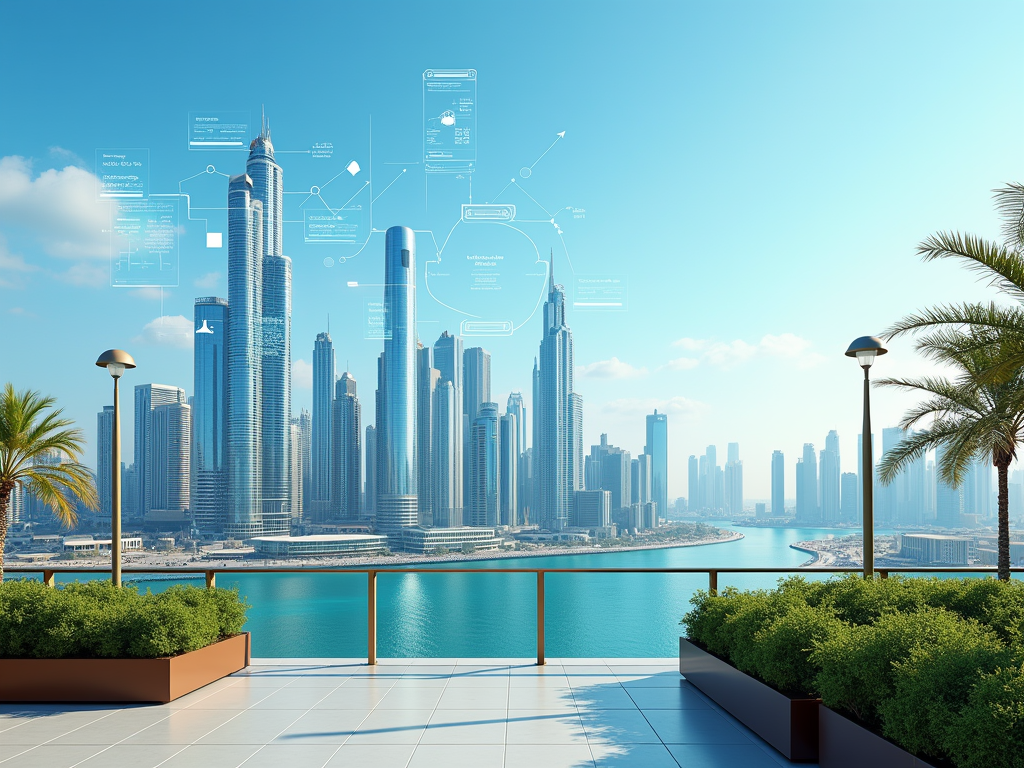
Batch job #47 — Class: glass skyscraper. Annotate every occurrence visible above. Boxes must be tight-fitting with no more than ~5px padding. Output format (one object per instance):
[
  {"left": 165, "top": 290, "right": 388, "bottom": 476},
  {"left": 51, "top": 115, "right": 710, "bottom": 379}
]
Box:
[
  {"left": 133, "top": 383, "right": 186, "bottom": 522},
  {"left": 416, "top": 345, "right": 438, "bottom": 526},
  {"left": 332, "top": 372, "right": 362, "bottom": 521},
  {"left": 97, "top": 406, "right": 113, "bottom": 517},
  {"left": 192, "top": 296, "right": 228, "bottom": 534},
  {"left": 771, "top": 450, "right": 785, "bottom": 516},
  {"left": 433, "top": 331, "right": 464, "bottom": 527},
  {"left": 225, "top": 172, "right": 264, "bottom": 538},
  {"left": 311, "top": 331, "right": 335, "bottom": 522},
  {"left": 645, "top": 411, "right": 668, "bottom": 521},
  {"left": 469, "top": 402, "right": 500, "bottom": 527},
  {"left": 375, "top": 226, "right": 418, "bottom": 535}
]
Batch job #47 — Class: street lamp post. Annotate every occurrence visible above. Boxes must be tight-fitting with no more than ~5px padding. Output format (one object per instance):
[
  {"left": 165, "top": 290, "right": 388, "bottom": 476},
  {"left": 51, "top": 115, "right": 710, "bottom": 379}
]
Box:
[
  {"left": 845, "top": 336, "right": 887, "bottom": 579},
  {"left": 95, "top": 350, "right": 136, "bottom": 587}
]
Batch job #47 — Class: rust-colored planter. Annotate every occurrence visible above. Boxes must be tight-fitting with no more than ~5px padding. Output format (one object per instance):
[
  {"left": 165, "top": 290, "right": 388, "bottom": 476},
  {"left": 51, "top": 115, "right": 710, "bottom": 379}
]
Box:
[
  {"left": 818, "top": 704, "right": 938, "bottom": 768},
  {"left": 0, "top": 632, "right": 250, "bottom": 704},
  {"left": 679, "top": 638, "right": 820, "bottom": 762}
]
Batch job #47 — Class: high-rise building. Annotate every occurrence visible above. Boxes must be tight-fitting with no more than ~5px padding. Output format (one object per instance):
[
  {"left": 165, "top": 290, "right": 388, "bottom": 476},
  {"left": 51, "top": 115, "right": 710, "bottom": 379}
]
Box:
[
  {"left": 364, "top": 424, "right": 377, "bottom": 519},
  {"left": 519, "top": 447, "right": 534, "bottom": 525},
  {"left": 192, "top": 296, "right": 228, "bottom": 534},
  {"left": 840, "top": 472, "right": 858, "bottom": 521},
  {"left": 925, "top": 460, "right": 936, "bottom": 521},
  {"left": 771, "top": 450, "right": 784, "bottom": 516},
  {"left": 291, "top": 409, "right": 311, "bottom": 519},
  {"left": 432, "top": 380, "right": 462, "bottom": 527},
  {"left": 633, "top": 453, "right": 652, "bottom": 506},
  {"left": 311, "top": 331, "right": 335, "bottom": 522},
  {"left": 463, "top": 347, "right": 491, "bottom": 426},
  {"left": 469, "top": 402, "right": 499, "bottom": 527},
  {"left": 964, "top": 458, "right": 993, "bottom": 520},
  {"left": 416, "top": 345, "right": 439, "bottom": 526},
  {"left": 727, "top": 442, "right": 740, "bottom": 465},
  {"left": 150, "top": 401, "right": 191, "bottom": 514},
  {"left": 796, "top": 443, "right": 818, "bottom": 523},
  {"left": 260, "top": 250, "right": 292, "bottom": 535},
  {"left": 506, "top": 392, "right": 527, "bottom": 523},
  {"left": 332, "top": 373, "right": 362, "bottom": 521},
  {"left": 724, "top": 455, "right": 743, "bottom": 515},
  {"left": 574, "top": 490, "right": 611, "bottom": 528},
  {"left": 499, "top": 411, "right": 519, "bottom": 527},
  {"left": 585, "top": 435, "right": 631, "bottom": 518},
  {"left": 375, "top": 226, "right": 418, "bottom": 535},
  {"left": 646, "top": 411, "right": 668, "bottom": 521},
  {"left": 288, "top": 421, "right": 302, "bottom": 523},
  {"left": 134, "top": 383, "right": 186, "bottom": 521},
  {"left": 533, "top": 256, "right": 582, "bottom": 531},
  {"left": 97, "top": 406, "right": 113, "bottom": 517},
  {"left": 820, "top": 430, "right": 840, "bottom": 524},
  {"left": 687, "top": 455, "right": 699, "bottom": 512},
  {"left": 225, "top": 172, "right": 264, "bottom": 538}
]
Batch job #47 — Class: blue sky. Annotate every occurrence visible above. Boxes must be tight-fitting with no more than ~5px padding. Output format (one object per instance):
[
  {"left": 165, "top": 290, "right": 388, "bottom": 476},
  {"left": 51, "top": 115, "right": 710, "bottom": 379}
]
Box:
[{"left": 1, "top": 1, "right": 1022, "bottom": 499}]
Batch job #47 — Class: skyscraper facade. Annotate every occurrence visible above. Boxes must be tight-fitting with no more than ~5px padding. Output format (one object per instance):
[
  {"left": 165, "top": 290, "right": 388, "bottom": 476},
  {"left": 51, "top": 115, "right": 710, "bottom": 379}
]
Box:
[
  {"left": 463, "top": 347, "right": 491, "bottom": 425},
  {"left": 687, "top": 455, "right": 699, "bottom": 512},
  {"left": 820, "top": 430, "right": 840, "bottom": 524},
  {"left": 291, "top": 409, "right": 311, "bottom": 518},
  {"left": 260, "top": 252, "right": 291, "bottom": 535},
  {"left": 311, "top": 331, "right": 335, "bottom": 522},
  {"left": 840, "top": 471, "right": 858, "bottom": 521},
  {"left": 506, "top": 392, "right": 528, "bottom": 523},
  {"left": 533, "top": 260, "right": 582, "bottom": 531},
  {"left": 225, "top": 172, "right": 264, "bottom": 538},
  {"left": 134, "top": 383, "right": 186, "bottom": 521},
  {"left": 646, "top": 411, "right": 668, "bottom": 519},
  {"left": 364, "top": 424, "right": 377, "bottom": 518},
  {"left": 376, "top": 226, "right": 418, "bottom": 535},
  {"left": 97, "top": 406, "right": 113, "bottom": 517},
  {"left": 416, "top": 345, "right": 439, "bottom": 526},
  {"left": 433, "top": 331, "right": 464, "bottom": 527},
  {"left": 499, "top": 411, "right": 519, "bottom": 526},
  {"left": 150, "top": 401, "right": 191, "bottom": 514},
  {"left": 192, "top": 297, "right": 228, "bottom": 534},
  {"left": 796, "top": 443, "right": 818, "bottom": 523},
  {"left": 332, "top": 373, "right": 362, "bottom": 521},
  {"left": 469, "top": 402, "right": 500, "bottom": 526},
  {"left": 771, "top": 450, "right": 784, "bottom": 516}
]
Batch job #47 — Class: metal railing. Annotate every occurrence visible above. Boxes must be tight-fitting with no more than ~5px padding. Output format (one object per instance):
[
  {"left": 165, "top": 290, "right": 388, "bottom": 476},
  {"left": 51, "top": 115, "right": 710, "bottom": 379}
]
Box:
[{"left": 7, "top": 564, "right": 1021, "bottom": 665}]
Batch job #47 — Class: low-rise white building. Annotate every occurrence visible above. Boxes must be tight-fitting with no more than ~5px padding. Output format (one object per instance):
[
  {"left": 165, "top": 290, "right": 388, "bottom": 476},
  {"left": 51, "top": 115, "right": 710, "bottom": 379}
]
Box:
[
  {"left": 62, "top": 535, "right": 143, "bottom": 553},
  {"left": 251, "top": 534, "right": 388, "bottom": 558}
]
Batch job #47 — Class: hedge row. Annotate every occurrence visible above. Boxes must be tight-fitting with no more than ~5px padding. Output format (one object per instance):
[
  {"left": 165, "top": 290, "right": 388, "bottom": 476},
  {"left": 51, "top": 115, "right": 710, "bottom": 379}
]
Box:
[
  {"left": 0, "top": 579, "right": 249, "bottom": 659},
  {"left": 682, "top": 576, "right": 1024, "bottom": 768}
]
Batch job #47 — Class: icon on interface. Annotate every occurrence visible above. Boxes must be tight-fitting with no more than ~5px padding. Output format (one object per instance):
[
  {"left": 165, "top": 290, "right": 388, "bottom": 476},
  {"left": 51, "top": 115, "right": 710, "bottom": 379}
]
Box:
[
  {"left": 440, "top": 110, "right": 456, "bottom": 127},
  {"left": 346, "top": 160, "right": 361, "bottom": 176},
  {"left": 195, "top": 320, "right": 214, "bottom": 334}
]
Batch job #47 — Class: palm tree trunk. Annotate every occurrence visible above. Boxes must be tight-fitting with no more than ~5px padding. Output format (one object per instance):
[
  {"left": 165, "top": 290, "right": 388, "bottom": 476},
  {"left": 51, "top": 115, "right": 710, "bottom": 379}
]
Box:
[
  {"left": 996, "top": 459, "right": 1011, "bottom": 581},
  {"left": 0, "top": 480, "right": 13, "bottom": 582}
]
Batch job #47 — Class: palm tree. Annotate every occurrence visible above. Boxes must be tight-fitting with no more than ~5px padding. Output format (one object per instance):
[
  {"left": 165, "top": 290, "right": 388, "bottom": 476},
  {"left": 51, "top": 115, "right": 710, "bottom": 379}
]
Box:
[
  {"left": 877, "top": 331, "right": 1024, "bottom": 580},
  {"left": 0, "top": 384, "right": 97, "bottom": 580}
]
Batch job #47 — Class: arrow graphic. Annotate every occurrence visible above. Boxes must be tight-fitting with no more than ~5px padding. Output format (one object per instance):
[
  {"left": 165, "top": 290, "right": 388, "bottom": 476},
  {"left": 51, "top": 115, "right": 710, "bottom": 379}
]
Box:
[{"left": 529, "top": 131, "right": 565, "bottom": 170}]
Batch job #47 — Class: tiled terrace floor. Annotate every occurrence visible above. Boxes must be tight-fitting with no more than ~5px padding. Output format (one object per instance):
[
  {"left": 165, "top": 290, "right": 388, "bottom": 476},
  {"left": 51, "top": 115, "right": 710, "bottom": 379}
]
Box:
[{"left": 0, "top": 659, "right": 812, "bottom": 768}]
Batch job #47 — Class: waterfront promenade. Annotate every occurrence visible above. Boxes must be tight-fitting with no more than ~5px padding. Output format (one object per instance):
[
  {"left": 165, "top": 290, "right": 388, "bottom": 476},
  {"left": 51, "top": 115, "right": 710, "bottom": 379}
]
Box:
[{"left": 0, "top": 660, "right": 807, "bottom": 768}]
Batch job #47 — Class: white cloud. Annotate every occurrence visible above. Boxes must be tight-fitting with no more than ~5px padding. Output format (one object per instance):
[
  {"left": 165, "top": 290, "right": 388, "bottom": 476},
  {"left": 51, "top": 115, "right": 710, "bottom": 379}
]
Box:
[
  {"left": 130, "top": 287, "right": 168, "bottom": 300},
  {"left": 0, "top": 156, "right": 110, "bottom": 260},
  {"left": 48, "top": 146, "right": 86, "bottom": 167},
  {"left": 293, "top": 359, "right": 313, "bottom": 390},
  {"left": 194, "top": 272, "right": 221, "bottom": 290},
  {"left": 0, "top": 236, "right": 37, "bottom": 288},
  {"left": 665, "top": 333, "right": 823, "bottom": 370},
  {"left": 136, "top": 315, "right": 193, "bottom": 349},
  {"left": 600, "top": 396, "right": 709, "bottom": 419},
  {"left": 55, "top": 262, "right": 107, "bottom": 287},
  {"left": 576, "top": 357, "right": 648, "bottom": 379}
]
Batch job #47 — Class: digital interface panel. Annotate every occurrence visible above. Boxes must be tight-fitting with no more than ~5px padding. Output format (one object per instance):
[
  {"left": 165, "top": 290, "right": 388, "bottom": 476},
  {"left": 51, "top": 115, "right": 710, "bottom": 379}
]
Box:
[
  {"left": 423, "top": 69, "right": 477, "bottom": 174},
  {"left": 303, "top": 205, "right": 365, "bottom": 243},
  {"left": 188, "top": 111, "right": 250, "bottom": 150},
  {"left": 573, "top": 274, "right": 627, "bottom": 311},
  {"left": 96, "top": 149, "right": 149, "bottom": 198},
  {"left": 110, "top": 197, "right": 179, "bottom": 288}
]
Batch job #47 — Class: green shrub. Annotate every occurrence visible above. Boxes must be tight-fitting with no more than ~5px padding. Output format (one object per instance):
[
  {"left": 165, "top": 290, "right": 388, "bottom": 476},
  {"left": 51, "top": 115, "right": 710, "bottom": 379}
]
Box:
[
  {"left": 750, "top": 603, "right": 845, "bottom": 696},
  {"left": 945, "top": 663, "right": 1024, "bottom": 768},
  {"left": 0, "top": 579, "right": 249, "bottom": 659}
]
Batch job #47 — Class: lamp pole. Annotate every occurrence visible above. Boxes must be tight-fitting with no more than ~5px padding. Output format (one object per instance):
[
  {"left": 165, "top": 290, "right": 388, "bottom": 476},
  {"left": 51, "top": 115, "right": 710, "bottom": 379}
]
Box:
[
  {"left": 845, "top": 337, "right": 887, "bottom": 580},
  {"left": 96, "top": 350, "right": 137, "bottom": 587}
]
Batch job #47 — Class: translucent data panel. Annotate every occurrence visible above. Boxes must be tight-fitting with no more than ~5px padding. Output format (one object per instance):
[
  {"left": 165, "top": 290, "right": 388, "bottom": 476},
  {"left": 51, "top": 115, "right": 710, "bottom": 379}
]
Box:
[
  {"left": 364, "top": 298, "right": 390, "bottom": 340},
  {"left": 96, "top": 149, "right": 148, "bottom": 199},
  {"left": 110, "top": 197, "right": 179, "bottom": 288},
  {"left": 303, "top": 205, "right": 365, "bottom": 243},
  {"left": 573, "top": 274, "right": 628, "bottom": 311},
  {"left": 187, "top": 111, "right": 250, "bottom": 149},
  {"left": 423, "top": 69, "right": 477, "bottom": 174},
  {"left": 462, "top": 204, "right": 515, "bottom": 222}
]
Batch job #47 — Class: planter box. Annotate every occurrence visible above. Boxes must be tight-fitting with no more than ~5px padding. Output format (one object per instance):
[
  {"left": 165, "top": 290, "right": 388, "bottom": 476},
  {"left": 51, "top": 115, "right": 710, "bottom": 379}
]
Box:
[
  {"left": 679, "top": 637, "right": 819, "bottom": 762},
  {"left": 0, "top": 632, "right": 250, "bottom": 704},
  {"left": 818, "top": 704, "right": 939, "bottom": 768}
]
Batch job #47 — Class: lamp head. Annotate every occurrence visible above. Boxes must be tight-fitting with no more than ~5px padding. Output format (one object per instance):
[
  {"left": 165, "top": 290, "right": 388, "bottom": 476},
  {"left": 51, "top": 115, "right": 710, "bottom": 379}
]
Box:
[
  {"left": 845, "top": 336, "right": 887, "bottom": 368},
  {"left": 96, "top": 350, "right": 136, "bottom": 379}
]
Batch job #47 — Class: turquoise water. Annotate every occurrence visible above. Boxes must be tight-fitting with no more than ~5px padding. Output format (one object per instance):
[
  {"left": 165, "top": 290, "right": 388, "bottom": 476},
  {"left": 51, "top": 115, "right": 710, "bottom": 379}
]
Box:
[{"left": 120, "top": 526, "right": 864, "bottom": 658}]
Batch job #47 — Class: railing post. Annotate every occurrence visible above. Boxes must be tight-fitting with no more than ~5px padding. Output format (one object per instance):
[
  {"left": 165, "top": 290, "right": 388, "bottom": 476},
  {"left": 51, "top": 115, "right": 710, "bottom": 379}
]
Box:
[
  {"left": 536, "top": 571, "right": 546, "bottom": 666},
  {"left": 42, "top": 570, "right": 55, "bottom": 588},
  {"left": 367, "top": 570, "right": 377, "bottom": 666},
  {"left": 709, "top": 570, "right": 718, "bottom": 595},
  {"left": 205, "top": 570, "right": 216, "bottom": 589}
]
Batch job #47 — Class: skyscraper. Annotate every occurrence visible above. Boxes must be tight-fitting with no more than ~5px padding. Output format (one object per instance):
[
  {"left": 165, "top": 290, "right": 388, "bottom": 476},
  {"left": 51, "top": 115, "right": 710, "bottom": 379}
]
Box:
[
  {"left": 134, "top": 383, "right": 186, "bottom": 521},
  {"left": 364, "top": 424, "right": 377, "bottom": 518},
  {"left": 97, "top": 406, "right": 113, "bottom": 517},
  {"left": 533, "top": 256, "right": 582, "bottom": 531},
  {"left": 192, "top": 297, "right": 228, "bottom": 534},
  {"left": 646, "top": 411, "right": 668, "bottom": 519},
  {"left": 260, "top": 250, "right": 292, "bottom": 535},
  {"left": 311, "top": 331, "right": 335, "bottom": 522},
  {"left": 416, "top": 345, "right": 439, "bottom": 526},
  {"left": 771, "top": 450, "right": 784, "bottom": 516},
  {"left": 332, "top": 372, "right": 362, "bottom": 521},
  {"left": 499, "top": 410, "right": 519, "bottom": 527},
  {"left": 820, "top": 430, "right": 840, "bottom": 524},
  {"left": 289, "top": 421, "right": 302, "bottom": 523},
  {"left": 376, "top": 226, "right": 418, "bottom": 535},
  {"left": 840, "top": 472, "right": 858, "bottom": 521},
  {"left": 225, "top": 172, "right": 264, "bottom": 538},
  {"left": 935, "top": 445, "right": 963, "bottom": 528},
  {"left": 687, "top": 455, "right": 699, "bottom": 512},
  {"left": 506, "top": 392, "right": 528, "bottom": 523},
  {"left": 796, "top": 443, "right": 818, "bottom": 523},
  {"left": 469, "top": 402, "right": 500, "bottom": 526},
  {"left": 724, "top": 450, "right": 743, "bottom": 516},
  {"left": 150, "top": 401, "right": 191, "bottom": 515},
  {"left": 463, "top": 347, "right": 491, "bottom": 425},
  {"left": 291, "top": 409, "right": 311, "bottom": 518},
  {"left": 433, "top": 331, "right": 464, "bottom": 527}
]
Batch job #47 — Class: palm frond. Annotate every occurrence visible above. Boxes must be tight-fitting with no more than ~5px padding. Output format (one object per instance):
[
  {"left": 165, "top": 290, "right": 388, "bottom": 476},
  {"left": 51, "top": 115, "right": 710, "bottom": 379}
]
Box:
[
  {"left": 993, "top": 182, "right": 1024, "bottom": 250},
  {"left": 882, "top": 301, "right": 1024, "bottom": 341},
  {"left": 916, "top": 232, "right": 1024, "bottom": 302}
]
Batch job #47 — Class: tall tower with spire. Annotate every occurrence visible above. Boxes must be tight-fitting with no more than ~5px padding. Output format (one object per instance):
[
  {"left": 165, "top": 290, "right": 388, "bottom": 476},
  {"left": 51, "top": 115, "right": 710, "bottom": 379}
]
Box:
[
  {"left": 534, "top": 249, "right": 583, "bottom": 530},
  {"left": 248, "top": 112, "right": 292, "bottom": 535}
]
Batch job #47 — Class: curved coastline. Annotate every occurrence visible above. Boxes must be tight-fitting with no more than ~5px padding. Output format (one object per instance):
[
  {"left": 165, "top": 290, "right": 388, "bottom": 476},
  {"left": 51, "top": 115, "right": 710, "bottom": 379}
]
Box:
[{"left": 789, "top": 542, "right": 824, "bottom": 567}]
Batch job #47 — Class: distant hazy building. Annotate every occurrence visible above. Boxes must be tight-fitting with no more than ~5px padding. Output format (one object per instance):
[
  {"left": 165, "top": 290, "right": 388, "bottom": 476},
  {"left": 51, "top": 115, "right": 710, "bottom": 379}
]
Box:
[
  {"left": 134, "top": 384, "right": 186, "bottom": 521},
  {"left": 310, "top": 331, "right": 335, "bottom": 522},
  {"left": 499, "top": 411, "right": 519, "bottom": 527},
  {"left": 633, "top": 453, "right": 652, "bottom": 506},
  {"left": 291, "top": 409, "right": 311, "bottom": 519},
  {"left": 150, "top": 401, "right": 191, "bottom": 515},
  {"left": 586, "top": 434, "right": 631, "bottom": 520},
  {"left": 416, "top": 345, "right": 439, "bottom": 526},
  {"left": 363, "top": 424, "right": 377, "bottom": 519},
  {"left": 963, "top": 458, "right": 993, "bottom": 521},
  {"left": 332, "top": 373, "right": 362, "bottom": 521},
  {"left": 192, "top": 297, "right": 229, "bottom": 534},
  {"left": 463, "top": 347, "right": 491, "bottom": 426},
  {"left": 771, "top": 450, "right": 784, "bottom": 516},
  {"left": 646, "top": 411, "right": 668, "bottom": 521},
  {"left": 687, "top": 455, "right": 699, "bottom": 512},
  {"left": 840, "top": 472, "right": 858, "bottom": 522},
  {"left": 820, "top": 431, "right": 840, "bottom": 524},
  {"left": 469, "top": 402, "right": 500, "bottom": 527},
  {"left": 574, "top": 489, "right": 611, "bottom": 528},
  {"left": 755, "top": 502, "right": 767, "bottom": 519},
  {"left": 506, "top": 392, "right": 527, "bottom": 523},
  {"left": 97, "top": 406, "right": 114, "bottom": 517},
  {"left": 724, "top": 443, "right": 742, "bottom": 515},
  {"left": 796, "top": 443, "right": 818, "bottom": 523},
  {"left": 935, "top": 445, "right": 963, "bottom": 527},
  {"left": 433, "top": 332, "right": 464, "bottom": 528}
]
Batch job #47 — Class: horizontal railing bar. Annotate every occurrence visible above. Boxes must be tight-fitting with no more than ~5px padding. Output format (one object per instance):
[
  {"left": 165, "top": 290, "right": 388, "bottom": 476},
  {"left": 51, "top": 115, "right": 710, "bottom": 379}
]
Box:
[{"left": 4, "top": 566, "right": 1021, "bottom": 575}]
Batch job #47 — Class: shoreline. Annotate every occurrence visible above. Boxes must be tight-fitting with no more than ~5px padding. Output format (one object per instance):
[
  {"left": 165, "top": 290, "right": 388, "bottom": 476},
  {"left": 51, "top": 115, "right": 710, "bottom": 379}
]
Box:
[
  {"left": 21, "top": 531, "right": 746, "bottom": 573},
  {"left": 789, "top": 542, "right": 826, "bottom": 567}
]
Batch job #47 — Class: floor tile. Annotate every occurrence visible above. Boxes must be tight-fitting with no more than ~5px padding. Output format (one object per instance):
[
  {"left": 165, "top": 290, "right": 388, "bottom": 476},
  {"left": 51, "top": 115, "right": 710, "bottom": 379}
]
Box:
[
  {"left": 666, "top": 742, "right": 783, "bottom": 767},
  {"left": 643, "top": 709, "right": 751, "bottom": 745},
  {"left": 571, "top": 686, "right": 639, "bottom": 710},
  {"left": 315, "top": 687, "right": 394, "bottom": 709},
  {"left": 505, "top": 709, "right": 588, "bottom": 744},
  {"left": 581, "top": 709, "right": 662, "bottom": 744},
  {"left": 421, "top": 709, "right": 506, "bottom": 744},
  {"left": 180, "top": 686, "right": 280, "bottom": 710},
  {"left": 408, "top": 744, "right": 506, "bottom": 767},
  {"left": 271, "top": 708, "right": 368, "bottom": 744},
  {"left": 236, "top": 744, "right": 341, "bottom": 767},
  {"left": 251, "top": 686, "right": 340, "bottom": 709},
  {"left": 345, "top": 708, "right": 433, "bottom": 744},
  {"left": 120, "top": 708, "right": 239, "bottom": 744},
  {"left": 436, "top": 686, "right": 508, "bottom": 709},
  {"left": 627, "top": 686, "right": 710, "bottom": 710},
  {"left": 323, "top": 744, "right": 416, "bottom": 767},
  {"left": 0, "top": 710, "right": 117, "bottom": 745},
  {"left": 444, "top": 674, "right": 510, "bottom": 688},
  {"left": 194, "top": 709, "right": 302, "bottom": 745},
  {"left": 375, "top": 686, "right": 445, "bottom": 709},
  {"left": 504, "top": 744, "right": 596, "bottom": 768},
  {"left": 0, "top": 744, "right": 117, "bottom": 768},
  {"left": 620, "top": 672, "right": 686, "bottom": 688},
  {"left": 507, "top": 686, "right": 577, "bottom": 711},
  {"left": 156, "top": 744, "right": 262, "bottom": 768},
  {"left": 71, "top": 744, "right": 183, "bottom": 768},
  {"left": 591, "top": 743, "right": 682, "bottom": 768}
]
